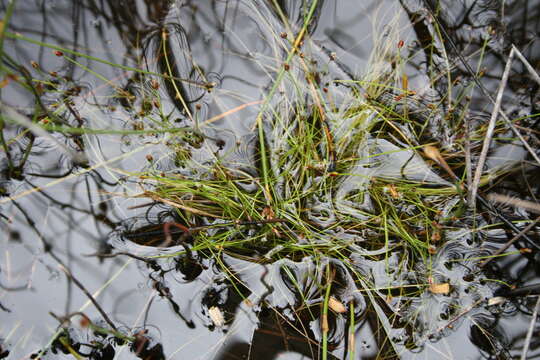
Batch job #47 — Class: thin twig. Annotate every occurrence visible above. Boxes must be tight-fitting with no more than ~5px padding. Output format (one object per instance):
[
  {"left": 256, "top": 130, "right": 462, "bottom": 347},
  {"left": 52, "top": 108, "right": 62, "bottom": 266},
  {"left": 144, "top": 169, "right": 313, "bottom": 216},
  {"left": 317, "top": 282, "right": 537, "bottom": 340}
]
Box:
[
  {"left": 520, "top": 296, "right": 540, "bottom": 360},
  {"left": 512, "top": 45, "right": 540, "bottom": 87},
  {"left": 470, "top": 48, "right": 515, "bottom": 208},
  {"left": 479, "top": 216, "right": 540, "bottom": 268},
  {"left": 58, "top": 265, "right": 118, "bottom": 331},
  {"left": 432, "top": 299, "right": 484, "bottom": 336},
  {"left": 475, "top": 195, "right": 540, "bottom": 251}
]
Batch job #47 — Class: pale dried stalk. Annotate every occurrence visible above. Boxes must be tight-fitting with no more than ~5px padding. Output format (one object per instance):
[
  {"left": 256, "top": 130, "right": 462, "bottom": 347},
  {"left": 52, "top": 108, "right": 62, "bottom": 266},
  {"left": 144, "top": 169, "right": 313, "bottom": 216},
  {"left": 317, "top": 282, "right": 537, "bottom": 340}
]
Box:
[
  {"left": 470, "top": 48, "right": 515, "bottom": 208},
  {"left": 512, "top": 45, "right": 540, "bottom": 87},
  {"left": 520, "top": 296, "right": 540, "bottom": 360}
]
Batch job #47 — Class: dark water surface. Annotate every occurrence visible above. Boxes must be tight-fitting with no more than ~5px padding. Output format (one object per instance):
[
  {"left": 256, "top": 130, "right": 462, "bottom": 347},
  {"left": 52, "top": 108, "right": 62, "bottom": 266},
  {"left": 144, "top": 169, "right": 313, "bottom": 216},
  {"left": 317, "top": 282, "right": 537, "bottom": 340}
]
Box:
[{"left": 1, "top": 0, "right": 539, "bottom": 359}]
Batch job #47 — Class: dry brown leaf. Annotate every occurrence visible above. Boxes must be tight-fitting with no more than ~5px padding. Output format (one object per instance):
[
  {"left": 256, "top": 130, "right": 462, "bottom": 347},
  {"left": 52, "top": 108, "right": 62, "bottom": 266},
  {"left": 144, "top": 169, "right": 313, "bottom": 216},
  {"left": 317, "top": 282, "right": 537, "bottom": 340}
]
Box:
[
  {"left": 329, "top": 296, "right": 347, "bottom": 313},
  {"left": 429, "top": 283, "right": 450, "bottom": 295},
  {"left": 423, "top": 145, "right": 442, "bottom": 163},
  {"left": 487, "top": 296, "right": 506, "bottom": 306}
]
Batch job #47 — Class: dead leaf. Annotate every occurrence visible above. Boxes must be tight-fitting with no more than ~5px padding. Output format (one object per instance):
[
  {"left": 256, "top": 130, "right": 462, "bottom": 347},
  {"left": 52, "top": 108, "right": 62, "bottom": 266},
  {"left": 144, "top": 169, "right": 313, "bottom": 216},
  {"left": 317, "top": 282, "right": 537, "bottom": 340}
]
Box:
[
  {"left": 209, "top": 306, "right": 224, "bottom": 327},
  {"left": 328, "top": 296, "right": 347, "bottom": 313},
  {"left": 429, "top": 283, "right": 450, "bottom": 295},
  {"left": 487, "top": 296, "right": 506, "bottom": 306},
  {"left": 423, "top": 145, "right": 442, "bottom": 163}
]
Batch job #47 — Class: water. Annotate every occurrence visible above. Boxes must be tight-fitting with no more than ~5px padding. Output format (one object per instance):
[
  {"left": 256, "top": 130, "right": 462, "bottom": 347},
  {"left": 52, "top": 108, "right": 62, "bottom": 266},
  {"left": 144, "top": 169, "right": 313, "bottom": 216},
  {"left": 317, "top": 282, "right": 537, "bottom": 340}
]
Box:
[{"left": 1, "top": 0, "right": 539, "bottom": 359}]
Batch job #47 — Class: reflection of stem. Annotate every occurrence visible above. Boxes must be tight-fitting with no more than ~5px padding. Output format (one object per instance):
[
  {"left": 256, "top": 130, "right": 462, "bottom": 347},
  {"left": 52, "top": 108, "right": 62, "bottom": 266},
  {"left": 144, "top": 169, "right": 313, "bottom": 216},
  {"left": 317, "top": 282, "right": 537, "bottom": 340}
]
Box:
[
  {"left": 0, "top": 301, "right": 11, "bottom": 312},
  {"left": 50, "top": 311, "right": 134, "bottom": 341},
  {"left": 58, "top": 265, "right": 118, "bottom": 331},
  {"left": 431, "top": 299, "right": 484, "bottom": 337},
  {"left": 123, "top": 219, "right": 287, "bottom": 242},
  {"left": 479, "top": 216, "right": 540, "bottom": 269},
  {"left": 161, "top": 29, "right": 194, "bottom": 125},
  {"left": 85, "top": 251, "right": 159, "bottom": 266}
]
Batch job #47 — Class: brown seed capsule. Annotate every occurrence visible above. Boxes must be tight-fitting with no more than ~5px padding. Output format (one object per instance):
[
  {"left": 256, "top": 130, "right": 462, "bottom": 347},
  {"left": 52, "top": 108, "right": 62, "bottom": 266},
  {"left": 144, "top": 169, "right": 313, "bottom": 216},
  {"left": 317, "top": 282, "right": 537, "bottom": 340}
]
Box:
[
  {"left": 387, "top": 184, "right": 400, "bottom": 198},
  {"left": 35, "top": 83, "right": 44, "bottom": 94},
  {"left": 79, "top": 316, "right": 90, "bottom": 328},
  {"left": 30, "top": 61, "right": 39, "bottom": 69},
  {"left": 283, "top": 63, "right": 290, "bottom": 71},
  {"left": 53, "top": 50, "right": 63, "bottom": 57},
  {"left": 150, "top": 79, "right": 159, "bottom": 90},
  {"left": 398, "top": 40, "right": 404, "bottom": 48},
  {"left": 280, "top": 32, "right": 287, "bottom": 39},
  {"left": 146, "top": 154, "right": 153, "bottom": 162}
]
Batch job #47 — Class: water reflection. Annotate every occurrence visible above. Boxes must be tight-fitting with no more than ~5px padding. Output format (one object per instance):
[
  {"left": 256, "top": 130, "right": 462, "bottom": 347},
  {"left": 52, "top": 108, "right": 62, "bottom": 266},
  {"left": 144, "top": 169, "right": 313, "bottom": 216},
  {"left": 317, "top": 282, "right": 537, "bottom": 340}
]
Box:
[{"left": 1, "top": 0, "right": 539, "bottom": 359}]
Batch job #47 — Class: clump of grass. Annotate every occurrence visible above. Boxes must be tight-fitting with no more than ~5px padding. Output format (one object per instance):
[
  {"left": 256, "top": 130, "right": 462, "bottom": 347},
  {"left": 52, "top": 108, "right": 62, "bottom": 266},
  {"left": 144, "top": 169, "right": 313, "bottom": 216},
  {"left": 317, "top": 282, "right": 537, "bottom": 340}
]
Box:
[{"left": 123, "top": 2, "right": 528, "bottom": 355}]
